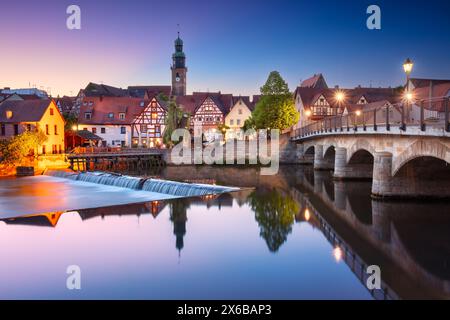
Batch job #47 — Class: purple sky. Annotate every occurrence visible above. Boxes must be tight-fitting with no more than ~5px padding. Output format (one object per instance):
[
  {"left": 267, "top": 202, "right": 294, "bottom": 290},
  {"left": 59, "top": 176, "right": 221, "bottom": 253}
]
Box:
[{"left": 1, "top": 0, "right": 449, "bottom": 97}]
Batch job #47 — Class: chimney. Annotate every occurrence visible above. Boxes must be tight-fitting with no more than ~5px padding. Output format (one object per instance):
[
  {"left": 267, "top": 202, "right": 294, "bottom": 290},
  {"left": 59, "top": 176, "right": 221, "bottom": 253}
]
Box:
[{"left": 335, "top": 85, "right": 339, "bottom": 89}]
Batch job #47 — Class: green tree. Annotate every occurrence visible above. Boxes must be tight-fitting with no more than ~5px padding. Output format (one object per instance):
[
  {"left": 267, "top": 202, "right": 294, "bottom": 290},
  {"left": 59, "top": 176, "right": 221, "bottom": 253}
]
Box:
[
  {"left": 248, "top": 188, "right": 298, "bottom": 252},
  {"left": 251, "top": 71, "right": 299, "bottom": 130},
  {"left": 0, "top": 129, "right": 48, "bottom": 165},
  {"left": 63, "top": 113, "right": 78, "bottom": 131},
  {"left": 163, "top": 98, "right": 185, "bottom": 147}
]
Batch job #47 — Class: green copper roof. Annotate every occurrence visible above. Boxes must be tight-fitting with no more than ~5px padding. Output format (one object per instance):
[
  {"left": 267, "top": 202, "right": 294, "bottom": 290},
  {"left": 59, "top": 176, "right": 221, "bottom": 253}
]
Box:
[
  {"left": 172, "top": 52, "right": 185, "bottom": 58},
  {"left": 175, "top": 37, "right": 183, "bottom": 46}
]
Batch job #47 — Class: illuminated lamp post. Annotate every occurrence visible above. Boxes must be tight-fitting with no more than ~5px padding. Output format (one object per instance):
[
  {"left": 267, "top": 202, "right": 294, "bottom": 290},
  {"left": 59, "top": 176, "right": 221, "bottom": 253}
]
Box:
[{"left": 402, "top": 58, "right": 414, "bottom": 130}]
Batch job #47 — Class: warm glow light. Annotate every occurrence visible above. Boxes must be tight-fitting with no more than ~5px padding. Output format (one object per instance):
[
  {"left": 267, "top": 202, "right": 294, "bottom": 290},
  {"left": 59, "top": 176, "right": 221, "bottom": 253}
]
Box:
[
  {"left": 305, "top": 110, "right": 312, "bottom": 117},
  {"left": 355, "top": 110, "right": 361, "bottom": 116},
  {"left": 333, "top": 246, "right": 343, "bottom": 262},
  {"left": 72, "top": 125, "right": 77, "bottom": 131},
  {"left": 403, "top": 58, "right": 414, "bottom": 74},
  {"left": 335, "top": 91, "right": 345, "bottom": 103},
  {"left": 405, "top": 92, "right": 414, "bottom": 102},
  {"left": 304, "top": 209, "right": 310, "bottom": 221}
]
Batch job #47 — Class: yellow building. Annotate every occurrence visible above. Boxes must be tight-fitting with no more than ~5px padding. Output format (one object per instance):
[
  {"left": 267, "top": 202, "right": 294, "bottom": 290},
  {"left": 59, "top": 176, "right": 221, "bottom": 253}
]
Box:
[
  {"left": 224, "top": 97, "right": 254, "bottom": 139},
  {"left": 0, "top": 99, "right": 65, "bottom": 155}
]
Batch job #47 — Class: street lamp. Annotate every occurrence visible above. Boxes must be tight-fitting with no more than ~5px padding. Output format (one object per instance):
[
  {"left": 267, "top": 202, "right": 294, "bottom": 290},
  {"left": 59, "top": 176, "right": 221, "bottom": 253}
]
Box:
[{"left": 402, "top": 58, "right": 414, "bottom": 130}]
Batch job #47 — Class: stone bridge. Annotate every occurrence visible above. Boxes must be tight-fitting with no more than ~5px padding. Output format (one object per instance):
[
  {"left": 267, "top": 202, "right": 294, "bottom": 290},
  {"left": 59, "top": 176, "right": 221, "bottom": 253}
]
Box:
[{"left": 285, "top": 125, "right": 450, "bottom": 199}]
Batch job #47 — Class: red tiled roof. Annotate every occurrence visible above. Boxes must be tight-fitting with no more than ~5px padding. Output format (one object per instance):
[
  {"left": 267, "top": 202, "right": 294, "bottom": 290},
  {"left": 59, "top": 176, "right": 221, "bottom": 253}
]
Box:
[
  {"left": 177, "top": 92, "right": 234, "bottom": 115},
  {"left": 0, "top": 99, "right": 54, "bottom": 123},
  {"left": 413, "top": 83, "right": 450, "bottom": 101},
  {"left": 410, "top": 78, "right": 450, "bottom": 89},
  {"left": 128, "top": 85, "right": 172, "bottom": 98},
  {"left": 301, "top": 74, "right": 327, "bottom": 88},
  {"left": 78, "top": 96, "right": 149, "bottom": 125}
]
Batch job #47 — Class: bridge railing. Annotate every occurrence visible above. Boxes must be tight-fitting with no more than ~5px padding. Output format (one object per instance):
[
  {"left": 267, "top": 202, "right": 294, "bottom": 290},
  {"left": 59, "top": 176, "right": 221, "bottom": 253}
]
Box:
[{"left": 293, "top": 97, "right": 450, "bottom": 139}]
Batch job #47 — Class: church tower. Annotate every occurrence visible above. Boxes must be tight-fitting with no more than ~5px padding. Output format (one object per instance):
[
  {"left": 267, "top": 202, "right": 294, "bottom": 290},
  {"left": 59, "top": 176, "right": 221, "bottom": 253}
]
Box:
[{"left": 171, "top": 32, "right": 187, "bottom": 96}]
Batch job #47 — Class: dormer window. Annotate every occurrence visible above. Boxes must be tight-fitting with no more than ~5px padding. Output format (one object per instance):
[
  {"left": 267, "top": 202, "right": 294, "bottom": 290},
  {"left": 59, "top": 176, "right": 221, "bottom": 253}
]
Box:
[
  {"left": 88, "top": 101, "right": 93, "bottom": 106},
  {"left": 5, "top": 110, "right": 13, "bottom": 119},
  {"left": 140, "top": 101, "right": 145, "bottom": 107},
  {"left": 84, "top": 112, "right": 92, "bottom": 120},
  {"left": 108, "top": 113, "right": 114, "bottom": 119},
  {"left": 119, "top": 113, "right": 125, "bottom": 120}
]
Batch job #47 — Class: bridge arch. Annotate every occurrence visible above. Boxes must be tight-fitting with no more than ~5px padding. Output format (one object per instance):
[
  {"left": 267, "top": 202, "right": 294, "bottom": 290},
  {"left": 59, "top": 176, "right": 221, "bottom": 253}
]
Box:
[
  {"left": 392, "top": 140, "right": 450, "bottom": 176},
  {"left": 347, "top": 139, "right": 376, "bottom": 164},
  {"left": 304, "top": 145, "right": 315, "bottom": 156}
]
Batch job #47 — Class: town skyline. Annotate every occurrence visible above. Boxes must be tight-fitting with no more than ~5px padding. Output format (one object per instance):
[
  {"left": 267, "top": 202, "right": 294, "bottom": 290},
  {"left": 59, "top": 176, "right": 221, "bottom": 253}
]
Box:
[{"left": 2, "top": 0, "right": 450, "bottom": 97}]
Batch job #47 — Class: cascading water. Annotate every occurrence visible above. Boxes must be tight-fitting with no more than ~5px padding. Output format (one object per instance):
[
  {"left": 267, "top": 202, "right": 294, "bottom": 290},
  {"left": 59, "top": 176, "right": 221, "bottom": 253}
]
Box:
[
  {"left": 44, "top": 171, "right": 236, "bottom": 197},
  {"left": 141, "top": 179, "right": 232, "bottom": 196}
]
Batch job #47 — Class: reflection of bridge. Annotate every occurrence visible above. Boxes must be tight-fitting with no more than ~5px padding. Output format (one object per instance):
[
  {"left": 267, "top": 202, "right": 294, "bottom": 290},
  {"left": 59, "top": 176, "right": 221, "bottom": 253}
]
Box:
[
  {"left": 287, "top": 97, "right": 450, "bottom": 199},
  {"left": 291, "top": 167, "right": 450, "bottom": 299}
]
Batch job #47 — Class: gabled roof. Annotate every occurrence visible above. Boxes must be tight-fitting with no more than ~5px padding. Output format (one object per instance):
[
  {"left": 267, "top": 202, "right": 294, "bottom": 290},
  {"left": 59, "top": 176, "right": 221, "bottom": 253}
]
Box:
[
  {"left": 83, "top": 82, "right": 128, "bottom": 97},
  {"left": 78, "top": 96, "right": 148, "bottom": 125},
  {"left": 410, "top": 78, "right": 450, "bottom": 89},
  {"left": 176, "top": 92, "right": 234, "bottom": 115},
  {"left": 300, "top": 74, "right": 328, "bottom": 89},
  {"left": 0, "top": 99, "right": 54, "bottom": 123},
  {"left": 231, "top": 96, "right": 253, "bottom": 111}
]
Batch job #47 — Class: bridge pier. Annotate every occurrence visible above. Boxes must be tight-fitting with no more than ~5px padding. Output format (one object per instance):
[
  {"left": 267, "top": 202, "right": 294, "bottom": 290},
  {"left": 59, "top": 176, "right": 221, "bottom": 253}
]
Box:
[
  {"left": 333, "top": 147, "right": 373, "bottom": 180},
  {"left": 372, "top": 152, "right": 393, "bottom": 198},
  {"left": 314, "top": 145, "right": 334, "bottom": 170}
]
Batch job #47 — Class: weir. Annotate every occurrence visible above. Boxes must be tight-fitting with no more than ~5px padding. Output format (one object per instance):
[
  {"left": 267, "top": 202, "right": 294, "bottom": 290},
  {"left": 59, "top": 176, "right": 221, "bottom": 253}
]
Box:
[{"left": 45, "top": 170, "right": 237, "bottom": 197}]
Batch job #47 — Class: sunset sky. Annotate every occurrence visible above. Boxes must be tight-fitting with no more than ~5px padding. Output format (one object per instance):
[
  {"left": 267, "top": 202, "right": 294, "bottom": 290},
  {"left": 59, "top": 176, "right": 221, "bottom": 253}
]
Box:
[{"left": 1, "top": 0, "right": 449, "bottom": 97}]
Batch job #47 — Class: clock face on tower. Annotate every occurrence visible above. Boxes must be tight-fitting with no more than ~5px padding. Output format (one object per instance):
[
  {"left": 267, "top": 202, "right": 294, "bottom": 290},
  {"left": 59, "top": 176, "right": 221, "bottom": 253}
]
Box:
[{"left": 176, "top": 73, "right": 181, "bottom": 82}]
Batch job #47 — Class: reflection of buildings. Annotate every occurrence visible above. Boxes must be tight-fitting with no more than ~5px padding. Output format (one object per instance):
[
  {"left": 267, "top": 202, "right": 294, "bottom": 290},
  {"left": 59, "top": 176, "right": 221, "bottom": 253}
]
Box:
[
  {"left": 2, "top": 212, "right": 64, "bottom": 228},
  {"left": 77, "top": 201, "right": 166, "bottom": 220}
]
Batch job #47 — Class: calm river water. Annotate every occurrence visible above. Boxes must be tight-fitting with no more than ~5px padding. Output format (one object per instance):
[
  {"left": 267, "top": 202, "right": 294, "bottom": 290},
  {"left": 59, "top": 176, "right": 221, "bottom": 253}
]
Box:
[{"left": 0, "top": 165, "right": 449, "bottom": 299}]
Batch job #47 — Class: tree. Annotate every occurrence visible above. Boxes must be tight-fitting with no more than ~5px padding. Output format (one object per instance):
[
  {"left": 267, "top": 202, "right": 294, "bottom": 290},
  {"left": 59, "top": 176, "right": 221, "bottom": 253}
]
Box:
[
  {"left": 63, "top": 113, "right": 78, "bottom": 131},
  {"left": 163, "top": 98, "right": 185, "bottom": 147},
  {"left": 251, "top": 71, "right": 299, "bottom": 130},
  {"left": 0, "top": 129, "right": 48, "bottom": 165},
  {"left": 248, "top": 188, "right": 298, "bottom": 252}
]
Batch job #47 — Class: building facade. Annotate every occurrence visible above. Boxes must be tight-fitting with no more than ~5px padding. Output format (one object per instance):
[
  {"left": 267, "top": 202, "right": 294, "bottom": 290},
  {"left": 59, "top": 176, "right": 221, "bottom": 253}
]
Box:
[{"left": 0, "top": 99, "right": 65, "bottom": 155}]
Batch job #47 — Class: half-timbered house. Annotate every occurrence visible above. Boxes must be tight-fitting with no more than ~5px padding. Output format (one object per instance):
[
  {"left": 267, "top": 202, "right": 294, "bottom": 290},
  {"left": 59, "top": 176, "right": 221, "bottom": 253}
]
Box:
[{"left": 131, "top": 97, "right": 167, "bottom": 148}]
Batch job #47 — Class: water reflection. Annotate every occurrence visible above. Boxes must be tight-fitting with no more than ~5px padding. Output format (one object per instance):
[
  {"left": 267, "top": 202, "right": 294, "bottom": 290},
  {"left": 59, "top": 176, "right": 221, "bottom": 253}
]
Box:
[{"left": 1, "top": 166, "right": 450, "bottom": 299}]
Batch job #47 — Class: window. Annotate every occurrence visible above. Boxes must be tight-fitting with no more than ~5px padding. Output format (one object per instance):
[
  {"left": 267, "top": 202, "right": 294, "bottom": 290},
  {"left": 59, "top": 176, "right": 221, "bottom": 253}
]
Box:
[
  {"left": 26, "top": 124, "right": 32, "bottom": 132},
  {"left": 52, "top": 145, "right": 57, "bottom": 154},
  {"left": 83, "top": 127, "right": 87, "bottom": 131},
  {"left": 14, "top": 124, "right": 19, "bottom": 135},
  {"left": 120, "top": 127, "right": 126, "bottom": 134},
  {"left": 140, "top": 101, "right": 145, "bottom": 107},
  {"left": 151, "top": 112, "right": 158, "bottom": 119},
  {"left": 83, "top": 102, "right": 87, "bottom": 106},
  {"left": 59, "top": 145, "right": 62, "bottom": 154},
  {"left": 230, "top": 119, "right": 234, "bottom": 125},
  {"left": 238, "top": 109, "right": 243, "bottom": 115},
  {"left": 0, "top": 124, "right": 5, "bottom": 136},
  {"left": 54, "top": 125, "right": 58, "bottom": 135},
  {"left": 42, "top": 145, "right": 46, "bottom": 155},
  {"left": 50, "top": 108, "right": 54, "bottom": 115},
  {"left": 85, "top": 112, "right": 92, "bottom": 120},
  {"left": 216, "top": 116, "right": 221, "bottom": 122},
  {"left": 237, "top": 119, "right": 241, "bottom": 126},
  {"left": 92, "top": 127, "right": 97, "bottom": 134},
  {"left": 45, "top": 124, "right": 49, "bottom": 135},
  {"left": 119, "top": 113, "right": 125, "bottom": 120},
  {"left": 101, "top": 128, "right": 106, "bottom": 134},
  {"left": 108, "top": 113, "right": 114, "bottom": 119},
  {"left": 88, "top": 101, "right": 93, "bottom": 106}
]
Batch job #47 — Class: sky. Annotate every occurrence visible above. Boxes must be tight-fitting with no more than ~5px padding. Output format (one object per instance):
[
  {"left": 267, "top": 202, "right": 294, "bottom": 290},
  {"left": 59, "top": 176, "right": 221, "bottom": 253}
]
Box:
[{"left": 1, "top": 0, "right": 449, "bottom": 97}]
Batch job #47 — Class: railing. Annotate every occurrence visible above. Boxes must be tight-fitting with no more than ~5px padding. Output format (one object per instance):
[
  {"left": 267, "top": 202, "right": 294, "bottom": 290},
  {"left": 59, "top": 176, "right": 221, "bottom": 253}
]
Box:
[
  {"left": 69, "top": 146, "right": 164, "bottom": 155},
  {"left": 293, "top": 97, "right": 450, "bottom": 139}
]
